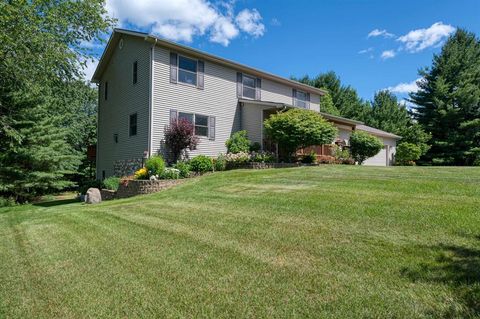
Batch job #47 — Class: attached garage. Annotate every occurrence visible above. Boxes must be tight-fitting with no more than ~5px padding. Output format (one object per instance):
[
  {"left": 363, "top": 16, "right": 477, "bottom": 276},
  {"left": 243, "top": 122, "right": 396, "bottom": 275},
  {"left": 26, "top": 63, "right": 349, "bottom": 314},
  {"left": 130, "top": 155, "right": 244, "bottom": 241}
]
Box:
[{"left": 356, "top": 125, "right": 401, "bottom": 166}]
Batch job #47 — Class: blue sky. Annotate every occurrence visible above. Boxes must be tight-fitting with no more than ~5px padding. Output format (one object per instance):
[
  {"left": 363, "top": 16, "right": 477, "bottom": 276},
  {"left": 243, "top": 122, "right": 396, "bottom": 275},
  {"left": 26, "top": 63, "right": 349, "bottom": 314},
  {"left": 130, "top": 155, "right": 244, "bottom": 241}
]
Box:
[{"left": 90, "top": 0, "right": 480, "bottom": 102}]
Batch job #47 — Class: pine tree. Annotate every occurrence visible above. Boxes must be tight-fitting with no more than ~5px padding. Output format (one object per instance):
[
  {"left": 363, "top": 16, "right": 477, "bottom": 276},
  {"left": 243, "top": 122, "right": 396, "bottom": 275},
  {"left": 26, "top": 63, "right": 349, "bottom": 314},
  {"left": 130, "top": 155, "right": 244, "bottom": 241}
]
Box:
[
  {"left": 0, "top": 105, "right": 80, "bottom": 202},
  {"left": 319, "top": 92, "right": 340, "bottom": 116},
  {"left": 294, "top": 72, "right": 372, "bottom": 122},
  {"left": 410, "top": 29, "right": 480, "bottom": 165},
  {"left": 368, "top": 90, "right": 410, "bottom": 134}
]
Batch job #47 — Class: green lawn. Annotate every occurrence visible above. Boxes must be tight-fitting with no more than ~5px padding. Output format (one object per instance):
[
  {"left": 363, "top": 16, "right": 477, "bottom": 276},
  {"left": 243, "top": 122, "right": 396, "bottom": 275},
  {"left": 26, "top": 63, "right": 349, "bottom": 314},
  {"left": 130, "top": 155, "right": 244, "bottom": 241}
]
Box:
[{"left": 1, "top": 166, "right": 479, "bottom": 318}]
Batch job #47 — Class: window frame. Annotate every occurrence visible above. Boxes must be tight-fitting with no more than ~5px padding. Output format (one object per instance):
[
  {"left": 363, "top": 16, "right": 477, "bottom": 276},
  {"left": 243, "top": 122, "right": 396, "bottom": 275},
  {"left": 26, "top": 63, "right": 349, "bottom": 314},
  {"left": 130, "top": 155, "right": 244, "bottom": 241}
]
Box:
[
  {"left": 177, "top": 55, "right": 198, "bottom": 87},
  {"left": 294, "top": 89, "right": 308, "bottom": 108},
  {"left": 242, "top": 74, "right": 257, "bottom": 100},
  {"left": 177, "top": 111, "right": 210, "bottom": 138},
  {"left": 132, "top": 61, "right": 138, "bottom": 85},
  {"left": 129, "top": 113, "right": 137, "bottom": 137}
]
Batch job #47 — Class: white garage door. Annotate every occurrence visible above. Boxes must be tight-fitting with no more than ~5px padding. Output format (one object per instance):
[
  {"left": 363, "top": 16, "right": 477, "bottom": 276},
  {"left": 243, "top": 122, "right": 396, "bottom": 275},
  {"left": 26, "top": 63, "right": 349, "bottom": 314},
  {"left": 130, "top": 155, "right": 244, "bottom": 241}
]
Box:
[{"left": 364, "top": 145, "right": 388, "bottom": 166}]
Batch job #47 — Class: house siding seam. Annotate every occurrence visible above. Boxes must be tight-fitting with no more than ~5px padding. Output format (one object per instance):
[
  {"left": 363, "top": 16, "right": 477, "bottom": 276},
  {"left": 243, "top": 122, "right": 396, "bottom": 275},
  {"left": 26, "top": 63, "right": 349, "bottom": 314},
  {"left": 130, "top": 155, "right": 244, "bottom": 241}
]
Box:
[{"left": 96, "top": 35, "right": 151, "bottom": 178}]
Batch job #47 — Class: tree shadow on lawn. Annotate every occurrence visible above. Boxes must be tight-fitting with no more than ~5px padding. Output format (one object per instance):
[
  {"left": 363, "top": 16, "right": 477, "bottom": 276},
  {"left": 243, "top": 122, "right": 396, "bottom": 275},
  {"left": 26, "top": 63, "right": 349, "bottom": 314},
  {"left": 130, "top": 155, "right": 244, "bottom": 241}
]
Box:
[
  {"left": 33, "top": 198, "right": 79, "bottom": 207},
  {"left": 400, "top": 240, "right": 480, "bottom": 317}
]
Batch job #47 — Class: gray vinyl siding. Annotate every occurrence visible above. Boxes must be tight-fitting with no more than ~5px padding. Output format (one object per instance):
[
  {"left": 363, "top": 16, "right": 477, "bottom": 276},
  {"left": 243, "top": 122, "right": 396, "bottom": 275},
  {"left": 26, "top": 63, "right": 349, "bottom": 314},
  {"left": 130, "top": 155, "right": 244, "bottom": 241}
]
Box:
[
  {"left": 262, "top": 79, "right": 321, "bottom": 111},
  {"left": 96, "top": 35, "right": 151, "bottom": 178},
  {"left": 151, "top": 46, "right": 241, "bottom": 158},
  {"left": 151, "top": 46, "right": 321, "bottom": 159},
  {"left": 241, "top": 103, "right": 272, "bottom": 145}
]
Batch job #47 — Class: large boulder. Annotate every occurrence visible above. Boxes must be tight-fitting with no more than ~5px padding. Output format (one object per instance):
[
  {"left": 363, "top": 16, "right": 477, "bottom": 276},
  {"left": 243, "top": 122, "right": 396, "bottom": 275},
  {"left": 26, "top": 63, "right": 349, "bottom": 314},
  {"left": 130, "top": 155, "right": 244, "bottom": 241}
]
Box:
[{"left": 86, "top": 188, "right": 102, "bottom": 204}]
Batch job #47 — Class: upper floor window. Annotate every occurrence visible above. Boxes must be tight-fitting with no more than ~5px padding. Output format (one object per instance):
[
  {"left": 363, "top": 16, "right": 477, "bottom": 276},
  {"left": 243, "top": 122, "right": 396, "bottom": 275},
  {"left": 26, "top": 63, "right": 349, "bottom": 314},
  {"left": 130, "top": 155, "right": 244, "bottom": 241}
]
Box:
[
  {"left": 178, "top": 56, "right": 197, "bottom": 86},
  {"left": 132, "top": 61, "right": 138, "bottom": 84},
  {"left": 104, "top": 81, "right": 108, "bottom": 100},
  {"left": 129, "top": 113, "right": 137, "bottom": 136},
  {"left": 242, "top": 74, "right": 256, "bottom": 99},
  {"left": 294, "top": 89, "right": 308, "bottom": 108}
]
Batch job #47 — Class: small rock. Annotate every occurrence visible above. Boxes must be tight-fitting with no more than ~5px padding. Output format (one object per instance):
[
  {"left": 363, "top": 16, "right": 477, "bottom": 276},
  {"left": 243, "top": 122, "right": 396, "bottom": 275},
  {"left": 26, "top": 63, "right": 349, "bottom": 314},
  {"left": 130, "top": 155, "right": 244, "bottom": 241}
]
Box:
[{"left": 86, "top": 188, "right": 102, "bottom": 204}]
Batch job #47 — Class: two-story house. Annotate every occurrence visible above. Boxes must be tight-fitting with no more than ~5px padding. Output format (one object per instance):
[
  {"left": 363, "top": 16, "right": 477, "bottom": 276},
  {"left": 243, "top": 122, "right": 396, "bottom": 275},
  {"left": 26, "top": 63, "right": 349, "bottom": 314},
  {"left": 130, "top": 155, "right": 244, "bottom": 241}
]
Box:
[{"left": 92, "top": 29, "right": 400, "bottom": 178}]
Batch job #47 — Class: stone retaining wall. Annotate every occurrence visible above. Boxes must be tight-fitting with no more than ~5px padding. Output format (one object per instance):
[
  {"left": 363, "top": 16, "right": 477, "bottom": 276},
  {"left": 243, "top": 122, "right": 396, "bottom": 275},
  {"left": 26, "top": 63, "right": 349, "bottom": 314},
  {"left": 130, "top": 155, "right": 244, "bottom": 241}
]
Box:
[
  {"left": 100, "top": 189, "right": 116, "bottom": 200},
  {"left": 116, "top": 179, "right": 183, "bottom": 199}
]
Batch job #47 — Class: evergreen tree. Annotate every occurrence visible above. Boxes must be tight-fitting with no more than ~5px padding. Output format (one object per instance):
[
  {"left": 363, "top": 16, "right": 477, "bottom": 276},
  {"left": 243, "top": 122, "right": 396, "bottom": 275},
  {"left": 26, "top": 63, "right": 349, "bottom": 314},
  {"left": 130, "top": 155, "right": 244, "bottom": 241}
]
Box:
[
  {"left": 0, "top": 0, "right": 113, "bottom": 201},
  {"left": 294, "top": 72, "right": 372, "bottom": 122},
  {"left": 368, "top": 90, "right": 410, "bottom": 134},
  {"left": 0, "top": 105, "right": 80, "bottom": 202},
  {"left": 410, "top": 29, "right": 480, "bottom": 165},
  {"left": 319, "top": 92, "right": 340, "bottom": 116}
]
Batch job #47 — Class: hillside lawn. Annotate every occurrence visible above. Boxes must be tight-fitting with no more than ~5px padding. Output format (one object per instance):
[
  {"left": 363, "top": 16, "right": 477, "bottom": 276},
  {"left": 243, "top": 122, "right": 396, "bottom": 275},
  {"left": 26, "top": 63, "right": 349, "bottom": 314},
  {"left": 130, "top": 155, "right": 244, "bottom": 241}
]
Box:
[{"left": 1, "top": 166, "right": 479, "bottom": 318}]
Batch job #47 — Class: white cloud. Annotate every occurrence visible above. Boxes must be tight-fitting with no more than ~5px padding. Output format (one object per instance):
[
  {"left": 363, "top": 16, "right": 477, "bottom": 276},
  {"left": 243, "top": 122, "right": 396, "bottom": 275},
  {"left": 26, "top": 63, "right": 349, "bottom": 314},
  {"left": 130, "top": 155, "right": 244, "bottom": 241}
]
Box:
[
  {"left": 210, "top": 16, "right": 239, "bottom": 46},
  {"left": 235, "top": 9, "right": 265, "bottom": 37},
  {"left": 381, "top": 50, "right": 396, "bottom": 60},
  {"left": 397, "top": 22, "right": 455, "bottom": 52},
  {"left": 387, "top": 78, "right": 423, "bottom": 93},
  {"left": 105, "top": 0, "right": 265, "bottom": 46},
  {"left": 368, "top": 29, "right": 395, "bottom": 38},
  {"left": 358, "top": 47, "right": 373, "bottom": 54}
]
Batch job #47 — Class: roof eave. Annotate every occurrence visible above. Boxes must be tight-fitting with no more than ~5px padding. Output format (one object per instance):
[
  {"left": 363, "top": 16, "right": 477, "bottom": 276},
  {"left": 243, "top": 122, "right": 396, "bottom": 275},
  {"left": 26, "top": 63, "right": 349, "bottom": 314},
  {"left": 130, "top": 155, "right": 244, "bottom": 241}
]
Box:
[{"left": 92, "top": 28, "right": 327, "bottom": 94}]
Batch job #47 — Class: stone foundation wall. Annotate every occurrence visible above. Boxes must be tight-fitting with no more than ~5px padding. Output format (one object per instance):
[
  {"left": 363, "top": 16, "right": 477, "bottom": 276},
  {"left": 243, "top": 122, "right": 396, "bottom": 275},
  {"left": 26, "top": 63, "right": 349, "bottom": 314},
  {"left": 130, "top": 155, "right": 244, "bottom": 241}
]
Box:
[
  {"left": 116, "top": 179, "right": 183, "bottom": 199},
  {"left": 113, "top": 158, "right": 143, "bottom": 177}
]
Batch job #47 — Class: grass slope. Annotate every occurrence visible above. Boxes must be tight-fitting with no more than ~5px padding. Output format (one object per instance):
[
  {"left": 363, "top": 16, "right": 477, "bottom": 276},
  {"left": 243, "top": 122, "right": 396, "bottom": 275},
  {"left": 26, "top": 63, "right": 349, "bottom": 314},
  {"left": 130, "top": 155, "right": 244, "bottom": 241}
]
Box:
[{"left": 1, "top": 166, "right": 479, "bottom": 318}]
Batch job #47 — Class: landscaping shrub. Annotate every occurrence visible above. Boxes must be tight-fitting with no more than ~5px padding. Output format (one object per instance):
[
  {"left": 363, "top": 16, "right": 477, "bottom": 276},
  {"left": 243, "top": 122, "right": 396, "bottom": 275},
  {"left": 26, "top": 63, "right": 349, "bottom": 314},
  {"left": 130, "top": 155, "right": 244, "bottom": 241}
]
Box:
[
  {"left": 349, "top": 131, "right": 383, "bottom": 165},
  {"left": 250, "top": 151, "right": 276, "bottom": 163},
  {"left": 189, "top": 155, "right": 213, "bottom": 173},
  {"left": 214, "top": 154, "right": 227, "bottom": 171},
  {"left": 301, "top": 151, "right": 317, "bottom": 164},
  {"left": 164, "top": 118, "right": 199, "bottom": 162},
  {"left": 250, "top": 142, "right": 261, "bottom": 152},
  {"left": 396, "top": 143, "right": 422, "bottom": 165},
  {"left": 145, "top": 155, "right": 165, "bottom": 176},
  {"left": 333, "top": 146, "right": 354, "bottom": 164},
  {"left": 226, "top": 130, "right": 251, "bottom": 153},
  {"left": 102, "top": 176, "right": 120, "bottom": 191},
  {"left": 134, "top": 167, "right": 149, "bottom": 180},
  {"left": 0, "top": 197, "right": 16, "bottom": 207},
  {"left": 173, "top": 161, "right": 191, "bottom": 178},
  {"left": 224, "top": 152, "right": 250, "bottom": 169},
  {"left": 317, "top": 155, "right": 336, "bottom": 164},
  {"left": 264, "top": 108, "right": 337, "bottom": 161},
  {"left": 161, "top": 168, "right": 180, "bottom": 179}
]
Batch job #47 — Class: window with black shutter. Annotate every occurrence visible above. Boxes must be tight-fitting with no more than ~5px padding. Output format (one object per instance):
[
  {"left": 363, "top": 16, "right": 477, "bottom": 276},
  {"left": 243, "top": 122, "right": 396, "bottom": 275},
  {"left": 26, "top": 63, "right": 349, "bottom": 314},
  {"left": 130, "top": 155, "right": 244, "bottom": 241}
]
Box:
[
  {"left": 129, "top": 113, "right": 137, "bottom": 136},
  {"left": 133, "top": 61, "right": 138, "bottom": 84}
]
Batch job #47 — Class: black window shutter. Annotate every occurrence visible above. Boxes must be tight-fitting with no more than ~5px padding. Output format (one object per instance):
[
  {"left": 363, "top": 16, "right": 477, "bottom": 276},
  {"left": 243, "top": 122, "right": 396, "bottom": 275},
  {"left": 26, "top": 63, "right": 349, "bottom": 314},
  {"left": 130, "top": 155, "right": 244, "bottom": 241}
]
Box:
[
  {"left": 292, "top": 88, "right": 297, "bottom": 106},
  {"left": 236, "top": 72, "right": 243, "bottom": 98},
  {"left": 197, "top": 60, "right": 205, "bottom": 89},
  {"left": 170, "top": 52, "right": 178, "bottom": 83},
  {"left": 255, "top": 78, "right": 261, "bottom": 100},
  {"left": 306, "top": 92, "right": 310, "bottom": 109},
  {"left": 209, "top": 116, "right": 216, "bottom": 140},
  {"left": 169, "top": 109, "right": 178, "bottom": 123}
]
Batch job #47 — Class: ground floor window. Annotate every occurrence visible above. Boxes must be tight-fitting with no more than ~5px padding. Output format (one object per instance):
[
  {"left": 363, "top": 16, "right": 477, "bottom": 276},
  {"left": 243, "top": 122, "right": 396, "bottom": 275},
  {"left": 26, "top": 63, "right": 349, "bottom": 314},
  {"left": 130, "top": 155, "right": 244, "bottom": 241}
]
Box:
[{"left": 178, "top": 112, "right": 211, "bottom": 138}]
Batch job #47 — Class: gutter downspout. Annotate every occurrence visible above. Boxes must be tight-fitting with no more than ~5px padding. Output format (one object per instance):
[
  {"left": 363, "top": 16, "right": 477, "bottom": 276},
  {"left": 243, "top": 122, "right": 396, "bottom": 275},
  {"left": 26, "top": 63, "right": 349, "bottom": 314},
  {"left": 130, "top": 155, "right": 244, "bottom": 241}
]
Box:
[{"left": 148, "top": 38, "right": 158, "bottom": 157}]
